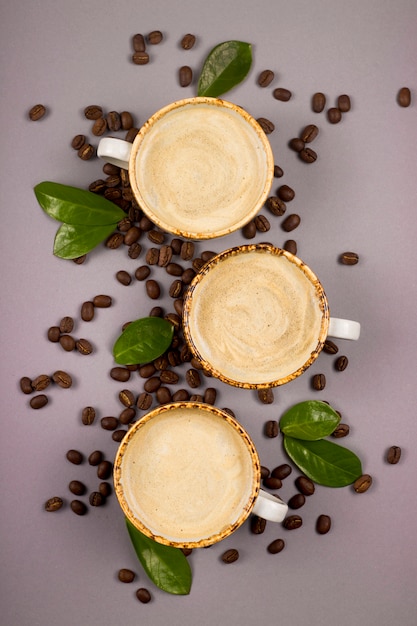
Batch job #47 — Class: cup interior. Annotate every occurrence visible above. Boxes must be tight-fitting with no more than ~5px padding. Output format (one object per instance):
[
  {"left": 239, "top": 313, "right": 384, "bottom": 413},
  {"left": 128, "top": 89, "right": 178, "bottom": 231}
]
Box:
[
  {"left": 183, "top": 244, "right": 330, "bottom": 388},
  {"left": 128, "top": 97, "right": 274, "bottom": 240},
  {"left": 114, "top": 402, "right": 261, "bottom": 548}
]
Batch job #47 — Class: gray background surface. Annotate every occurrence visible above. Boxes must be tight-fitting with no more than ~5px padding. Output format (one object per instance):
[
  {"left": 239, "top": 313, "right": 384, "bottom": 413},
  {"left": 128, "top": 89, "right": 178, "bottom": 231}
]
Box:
[{"left": 1, "top": 1, "right": 416, "bottom": 625}]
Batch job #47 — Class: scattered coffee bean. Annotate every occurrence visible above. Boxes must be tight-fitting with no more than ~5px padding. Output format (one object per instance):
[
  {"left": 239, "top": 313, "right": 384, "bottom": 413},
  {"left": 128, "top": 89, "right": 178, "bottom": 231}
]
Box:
[
  {"left": 116, "top": 270, "right": 132, "bottom": 286},
  {"left": 147, "top": 30, "right": 163, "bottom": 44},
  {"left": 132, "top": 51, "right": 150, "bottom": 65},
  {"left": 332, "top": 423, "right": 350, "bottom": 438},
  {"left": 106, "top": 232, "right": 124, "bottom": 249},
  {"left": 260, "top": 466, "right": 270, "bottom": 479},
  {"left": 70, "top": 500, "right": 87, "bottom": 516},
  {"left": 258, "top": 69, "right": 275, "bottom": 87},
  {"left": 119, "top": 389, "right": 135, "bottom": 408},
  {"left": 136, "top": 392, "right": 153, "bottom": 410},
  {"left": 257, "top": 388, "right": 274, "bottom": 404},
  {"left": 97, "top": 460, "right": 113, "bottom": 480},
  {"left": 283, "top": 239, "right": 297, "bottom": 255},
  {"left": 323, "top": 339, "right": 339, "bottom": 355},
  {"left": 295, "top": 476, "right": 315, "bottom": 496},
  {"left": 84, "top": 105, "right": 103, "bottom": 120},
  {"left": 59, "top": 316, "right": 74, "bottom": 334},
  {"left": 353, "top": 474, "right": 372, "bottom": 493},
  {"left": 78, "top": 144, "right": 95, "bottom": 160},
  {"left": 180, "top": 241, "right": 194, "bottom": 261},
  {"left": 132, "top": 33, "right": 146, "bottom": 52},
  {"left": 66, "top": 449, "right": 84, "bottom": 465},
  {"left": 136, "top": 588, "right": 151, "bottom": 603},
  {"left": 254, "top": 215, "right": 271, "bottom": 232},
  {"left": 180, "top": 33, "right": 196, "bottom": 49},
  {"left": 283, "top": 514, "right": 303, "bottom": 530},
  {"left": 81, "top": 406, "right": 96, "bottom": 425},
  {"left": 263, "top": 476, "right": 282, "bottom": 490},
  {"left": 327, "top": 107, "right": 342, "bottom": 124},
  {"left": 112, "top": 429, "right": 127, "bottom": 442},
  {"left": 20, "top": 376, "right": 33, "bottom": 394},
  {"left": 289, "top": 137, "right": 305, "bottom": 152},
  {"left": 335, "top": 355, "right": 349, "bottom": 371},
  {"left": 179, "top": 66, "right": 193, "bottom": 87},
  {"left": 110, "top": 367, "right": 131, "bottom": 382},
  {"left": 52, "top": 370, "right": 72, "bottom": 388},
  {"left": 146, "top": 248, "right": 160, "bottom": 265},
  {"left": 287, "top": 493, "right": 306, "bottom": 509},
  {"left": 156, "top": 386, "right": 172, "bottom": 405},
  {"left": 221, "top": 548, "right": 239, "bottom": 563},
  {"left": 146, "top": 279, "right": 161, "bottom": 300},
  {"left": 265, "top": 196, "right": 286, "bottom": 216},
  {"left": 118, "top": 568, "right": 136, "bottom": 583},
  {"left": 250, "top": 515, "right": 267, "bottom": 534},
  {"left": 312, "top": 92, "right": 326, "bottom": 113},
  {"left": 242, "top": 220, "right": 257, "bottom": 239},
  {"left": 47, "top": 326, "right": 61, "bottom": 343},
  {"left": 386, "top": 445, "right": 402, "bottom": 464},
  {"left": 45, "top": 496, "right": 64, "bottom": 512},
  {"left": 316, "top": 514, "right": 331, "bottom": 534},
  {"left": 257, "top": 117, "right": 275, "bottom": 134},
  {"left": 80, "top": 301, "right": 94, "bottom": 322},
  {"left": 299, "top": 148, "right": 317, "bottom": 163},
  {"left": 29, "top": 104, "right": 47, "bottom": 121},
  {"left": 135, "top": 266, "right": 151, "bottom": 281},
  {"left": 30, "top": 394, "right": 48, "bottom": 409},
  {"left": 59, "top": 334, "right": 76, "bottom": 352},
  {"left": 271, "top": 464, "right": 292, "bottom": 480},
  {"left": 93, "top": 294, "right": 112, "bottom": 308},
  {"left": 274, "top": 165, "right": 284, "bottom": 177},
  {"left": 76, "top": 338, "right": 93, "bottom": 355},
  {"left": 101, "top": 416, "right": 119, "bottom": 431},
  {"left": 264, "top": 420, "right": 279, "bottom": 438},
  {"left": 71, "top": 134, "right": 86, "bottom": 150},
  {"left": 69, "top": 480, "right": 86, "bottom": 496},
  {"left": 312, "top": 373, "right": 326, "bottom": 390},
  {"left": 337, "top": 94, "right": 351, "bottom": 112},
  {"left": 340, "top": 251, "right": 359, "bottom": 265},
  {"left": 119, "top": 407, "right": 136, "bottom": 425},
  {"left": 169, "top": 279, "right": 183, "bottom": 298},
  {"left": 397, "top": 87, "right": 411, "bottom": 107},
  {"left": 120, "top": 111, "right": 134, "bottom": 130},
  {"left": 277, "top": 185, "right": 295, "bottom": 202},
  {"left": 281, "top": 214, "right": 301, "bottom": 232},
  {"left": 300, "top": 124, "right": 319, "bottom": 143},
  {"left": 32, "top": 374, "right": 51, "bottom": 391},
  {"left": 273, "top": 88, "right": 292, "bottom": 101},
  {"left": 89, "top": 491, "right": 105, "bottom": 507},
  {"left": 186, "top": 368, "right": 201, "bottom": 388},
  {"left": 99, "top": 482, "right": 112, "bottom": 497},
  {"left": 267, "top": 538, "right": 285, "bottom": 554},
  {"left": 92, "top": 117, "right": 107, "bottom": 136}
]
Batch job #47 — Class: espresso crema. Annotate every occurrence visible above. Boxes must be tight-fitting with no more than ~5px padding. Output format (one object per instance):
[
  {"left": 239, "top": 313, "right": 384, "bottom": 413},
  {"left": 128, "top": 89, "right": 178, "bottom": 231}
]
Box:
[
  {"left": 132, "top": 101, "right": 273, "bottom": 237},
  {"left": 117, "top": 406, "right": 256, "bottom": 543},
  {"left": 185, "top": 247, "right": 327, "bottom": 385}
]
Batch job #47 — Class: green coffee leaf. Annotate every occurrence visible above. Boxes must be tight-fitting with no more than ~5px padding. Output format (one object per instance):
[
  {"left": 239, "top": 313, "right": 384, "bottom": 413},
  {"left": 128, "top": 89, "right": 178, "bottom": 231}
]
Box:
[
  {"left": 283, "top": 436, "right": 363, "bottom": 487},
  {"left": 113, "top": 317, "right": 174, "bottom": 365},
  {"left": 53, "top": 222, "right": 116, "bottom": 259},
  {"left": 126, "top": 519, "right": 192, "bottom": 595},
  {"left": 280, "top": 401, "right": 341, "bottom": 440},
  {"left": 197, "top": 41, "right": 252, "bottom": 98},
  {"left": 34, "top": 181, "right": 125, "bottom": 225}
]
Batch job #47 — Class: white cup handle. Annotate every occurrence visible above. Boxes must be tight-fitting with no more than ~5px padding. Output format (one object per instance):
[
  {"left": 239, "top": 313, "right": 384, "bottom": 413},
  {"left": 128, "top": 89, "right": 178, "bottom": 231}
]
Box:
[
  {"left": 252, "top": 489, "right": 288, "bottom": 522},
  {"left": 328, "top": 317, "right": 361, "bottom": 341},
  {"left": 97, "top": 137, "right": 132, "bottom": 170}
]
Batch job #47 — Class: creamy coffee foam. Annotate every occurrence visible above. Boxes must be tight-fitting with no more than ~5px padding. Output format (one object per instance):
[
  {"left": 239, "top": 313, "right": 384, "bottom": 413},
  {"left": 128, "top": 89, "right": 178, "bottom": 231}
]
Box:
[
  {"left": 134, "top": 102, "right": 272, "bottom": 236},
  {"left": 119, "top": 406, "right": 255, "bottom": 542},
  {"left": 186, "top": 248, "right": 325, "bottom": 384}
]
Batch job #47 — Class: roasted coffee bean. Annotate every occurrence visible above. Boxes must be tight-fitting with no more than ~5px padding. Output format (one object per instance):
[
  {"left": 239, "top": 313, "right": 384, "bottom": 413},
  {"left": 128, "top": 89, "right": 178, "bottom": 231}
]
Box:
[
  {"left": 180, "top": 33, "right": 196, "bottom": 49},
  {"left": 52, "top": 370, "right": 72, "bottom": 388},
  {"left": 277, "top": 185, "right": 295, "bottom": 202},
  {"left": 327, "top": 107, "right": 342, "bottom": 124},
  {"left": 147, "top": 30, "right": 163, "bottom": 44},
  {"left": 260, "top": 467, "right": 270, "bottom": 481},
  {"left": 274, "top": 165, "right": 284, "bottom": 177},
  {"left": 91, "top": 117, "right": 107, "bottom": 136},
  {"left": 120, "top": 111, "right": 134, "bottom": 130},
  {"left": 353, "top": 474, "right": 372, "bottom": 493},
  {"left": 71, "top": 500, "right": 87, "bottom": 516},
  {"left": 103, "top": 187, "right": 122, "bottom": 201},
  {"left": 255, "top": 214, "right": 271, "bottom": 232},
  {"left": 281, "top": 214, "right": 301, "bottom": 232},
  {"left": 242, "top": 220, "right": 257, "bottom": 239},
  {"left": 79, "top": 301, "right": 94, "bottom": 322},
  {"left": 71, "top": 134, "right": 86, "bottom": 150},
  {"left": 273, "top": 88, "right": 292, "bottom": 101},
  {"left": 32, "top": 374, "right": 51, "bottom": 392},
  {"left": 136, "top": 392, "right": 153, "bottom": 410},
  {"left": 97, "top": 460, "right": 113, "bottom": 480},
  {"left": 116, "top": 270, "right": 132, "bottom": 286},
  {"left": 30, "top": 394, "right": 48, "bottom": 409},
  {"left": 257, "top": 117, "right": 275, "bottom": 134},
  {"left": 335, "top": 355, "right": 349, "bottom": 371},
  {"left": 89, "top": 491, "right": 105, "bottom": 507},
  {"left": 93, "top": 294, "right": 112, "bottom": 308},
  {"left": 166, "top": 262, "right": 184, "bottom": 277},
  {"left": 147, "top": 230, "right": 165, "bottom": 245},
  {"left": 300, "top": 124, "right": 319, "bottom": 143},
  {"left": 158, "top": 245, "right": 173, "bottom": 267},
  {"left": 119, "top": 389, "right": 135, "bottom": 408},
  {"left": 251, "top": 515, "right": 267, "bottom": 534},
  {"left": 258, "top": 69, "right": 275, "bottom": 87},
  {"left": 192, "top": 257, "right": 205, "bottom": 271},
  {"left": 263, "top": 476, "right": 282, "bottom": 490},
  {"left": 59, "top": 335, "right": 75, "bottom": 351},
  {"left": 170, "top": 238, "right": 183, "bottom": 254},
  {"left": 257, "top": 388, "right": 274, "bottom": 404},
  {"left": 169, "top": 279, "right": 183, "bottom": 298},
  {"left": 267, "top": 538, "right": 285, "bottom": 554},
  {"left": 146, "top": 279, "right": 161, "bottom": 300},
  {"left": 299, "top": 148, "right": 317, "bottom": 163},
  {"left": 397, "top": 87, "right": 411, "bottom": 107},
  {"left": 136, "top": 588, "right": 151, "bottom": 603},
  {"left": 139, "top": 363, "right": 157, "bottom": 378},
  {"left": 295, "top": 476, "right": 315, "bottom": 496},
  {"left": 132, "top": 33, "right": 146, "bottom": 52},
  {"left": 179, "top": 65, "right": 193, "bottom": 87},
  {"left": 271, "top": 464, "right": 292, "bottom": 480},
  {"left": 332, "top": 423, "right": 350, "bottom": 438},
  {"left": 59, "top": 316, "right": 74, "bottom": 334},
  {"left": 99, "top": 482, "right": 112, "bottom": 497},
  {"left": 283, "top": 239, "right": 297, "bottom": 255},
  {"left": 204, "top": 387, "right": 217, "bottom": 405},
  {"left": 69, "top": 480, "right": 86, "bottom": 496},
  {"left": 283, "top": 514, "right": 302, "bottom": 530},
  {"left": 146, "top": 248, "right": 160, "bottom": 265},
  {"left": 289, "top": 137, "right": 305, "bottom": 152},
  {"left": 186, "top": 368, "right": 201, "bottom": 388},
  {"left": 20, "top": 376, "right": 33, "bottom": 394},
  {"left": 386, "top": 445, "right": 401, "bottom": 464},
  {"left": 156, "top": 386, "right": 172, "bottom": 405},
  {"left": 29, "top": 104, "right": 47, "bottom": 120},
  {"left": 81, "top": 406, "right": 96, "bottom": 425},
  {"left": 135, "top": 265, "right": 151, "bottom": 281},
  {"left": 84, "top": 105, "right": 103, "bottom": 120},
  {"left": 118, "top": 568, "right": 136, "bottom": 583},
  {"left": 119, "top": 407, "right": 136, "bottom": 425},
  {"left": 323, "top": 339, "right": 339, "bottom": 354},
  {"left": 45, "top": 496, "right": 64, "bottom": 512},
  {"left": 123, "top": 226, "right": 141, "bottom": 246},
  {"left": 312, "top": 92, "right": 326, "bottom": 113},
  {"left": 78, "top": 144, "right": 95, "bottom": 160},
  {"left": 110, "top": 367, "right": 131, "bottom": 382},
  {"left": 312, "top": 373, "right": 326, "bottom": 390},
  {"left": 102, "top": 162, "right": 120, "bottom": 175},
  {"left": 47, "top": 326, "right": 61, "bottom": 343},
  {"left": 340, "top": 251, "right": 359, "bottom": 265},
  {"left": 221, "top": 549, "right": 239, "bottom": 564},
  {"left": 265, "top": 196, "right": 286, "bottom": 216},
  {"left": 180, "top": 241, "right": 194, "bottom": 261},
  {"left": 132, "top": 50, "right": 150, "bottom": 65},
  {"left": 129, "top": 240, "right": 142, "bottom": 259},
  {"left": 150, "top": 307, "right": 164, "bottom": 319},
  {"left": 264, "top": 420, "right": 279, "bottom": 438},
  {"left": 76, "top": 338, "right": 93, "bottom": 355},
  {"left": 101, "top": 416, "right": 119, "bottom": 431},
  {"left": 159, "top": 370, "right": 180, "bottom": 385},
  {"left": 287, "top": 493, "right": 306, "bottom": 509},
  {"left": 144, "top": 377, "right": 161, "bottom": 393},
  {"left": 337, "top": 94, "right": 351, "bottom": 112},
  {"left": 316, "top": 514, "right": 331, "bottom": 534},
  {"left": 172, "top": 389, "right": 190, "bottom": 402},
  {"left": 66, "top": 449, "right": 83, "bottom": 465},
  {"left": 107, "top": 111, "right": 121, "bottom": 132}
]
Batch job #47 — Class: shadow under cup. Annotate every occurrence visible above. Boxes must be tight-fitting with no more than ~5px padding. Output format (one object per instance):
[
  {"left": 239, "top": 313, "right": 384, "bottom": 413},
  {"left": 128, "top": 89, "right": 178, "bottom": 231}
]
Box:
[
  {"left": 183, "top": 244, "right": 330, "bottom": 389},
  {"left": 114, "top": 403, "right": 261, "bottom": 548}
]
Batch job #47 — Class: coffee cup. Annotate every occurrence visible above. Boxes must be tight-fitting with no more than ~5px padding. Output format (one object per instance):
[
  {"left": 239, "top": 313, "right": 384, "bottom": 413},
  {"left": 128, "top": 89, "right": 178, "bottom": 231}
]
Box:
[
  {"left": 182, "top": 244, "right": 360, "bottom": 388},
  {"left": 97, "top": 97, "right": 274, "bottom": 240},
  {"left": 113, "top": 402, "right": 288, "bottom": 548}
]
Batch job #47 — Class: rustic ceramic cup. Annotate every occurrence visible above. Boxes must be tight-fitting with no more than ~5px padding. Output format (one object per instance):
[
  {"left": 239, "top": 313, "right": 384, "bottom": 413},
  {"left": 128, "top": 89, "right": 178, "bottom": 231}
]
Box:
[
  {"left": 113, "top": 402, "right": 288, "bottom": 548},
  {"left": 97, "top": 97, "right": 274, "bottom": 240},
  {"left": 182, "top": 244, "right": 360, "bottom": 388}
]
